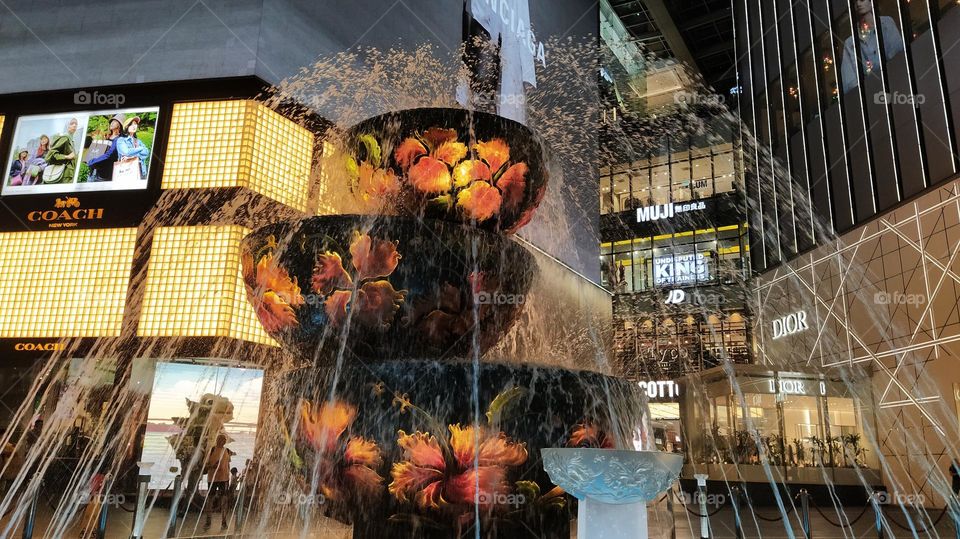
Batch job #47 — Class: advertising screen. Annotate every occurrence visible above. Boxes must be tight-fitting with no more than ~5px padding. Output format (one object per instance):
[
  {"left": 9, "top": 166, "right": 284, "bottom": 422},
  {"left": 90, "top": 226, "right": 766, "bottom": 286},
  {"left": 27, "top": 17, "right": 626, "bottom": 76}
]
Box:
[
  {"left": 653, "top": 252, "right": 711, "bottom": 286},
  {"left": 143, "top": 362, "right": 263, "bottom": 490},
  {"left": 3, "top": 107, "right": 159, "bottom": 196}
]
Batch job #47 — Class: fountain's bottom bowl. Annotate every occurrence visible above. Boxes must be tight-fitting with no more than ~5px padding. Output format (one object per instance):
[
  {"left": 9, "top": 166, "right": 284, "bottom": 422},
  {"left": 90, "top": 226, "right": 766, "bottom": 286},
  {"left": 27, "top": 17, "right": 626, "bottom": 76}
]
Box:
[{"left": 265, "top": 360, "right": 651, "bottom": 539}]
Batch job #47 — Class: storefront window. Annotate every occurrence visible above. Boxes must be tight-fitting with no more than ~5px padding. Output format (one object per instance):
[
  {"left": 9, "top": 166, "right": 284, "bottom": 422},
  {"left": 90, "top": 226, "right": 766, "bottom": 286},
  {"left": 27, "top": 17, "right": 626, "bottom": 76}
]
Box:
[
  {"left": 598, "top": 137, "right": 741, "bottom": 215},
  {"left": 815, "top": 28, "right": 841, "bottom": 106},
  {"left": 799, "top": 47, "right": 820, "bottom": 124},
  {"left": 783, "top": 394, "right": 824, "bottom": 466},
  {"left": 826, "top": 395, "right": 878, "bottom": 469},
  {"left": 600, "top": 225, "right": 749, "bottom": 293},
  {"left": 734, "top": 392, "right": 780, "bottom": 464},
  {"left": 693, "top": 372, "right": 878, "bottom": 472}
]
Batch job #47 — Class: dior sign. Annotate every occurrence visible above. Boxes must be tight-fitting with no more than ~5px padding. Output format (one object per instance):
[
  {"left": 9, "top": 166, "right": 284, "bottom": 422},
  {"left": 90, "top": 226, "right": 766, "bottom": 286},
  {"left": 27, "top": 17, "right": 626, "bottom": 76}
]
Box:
[{"left": 771, "top": 311, "right": 809, "bottom": 339}]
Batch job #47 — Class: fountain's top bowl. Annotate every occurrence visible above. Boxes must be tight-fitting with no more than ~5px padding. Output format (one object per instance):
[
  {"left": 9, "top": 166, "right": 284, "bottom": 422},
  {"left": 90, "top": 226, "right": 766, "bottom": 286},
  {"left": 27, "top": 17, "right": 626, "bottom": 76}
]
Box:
[
  {"left": 540, "top": 448, "right": 683, "bottom": 504},
  {"left": 341, "top": 107, "right": 549, "bottom": 234}
]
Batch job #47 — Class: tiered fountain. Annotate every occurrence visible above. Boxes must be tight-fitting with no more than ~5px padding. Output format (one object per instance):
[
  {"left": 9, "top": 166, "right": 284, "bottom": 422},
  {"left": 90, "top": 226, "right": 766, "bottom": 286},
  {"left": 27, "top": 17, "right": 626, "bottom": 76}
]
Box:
[{"left": 240, "top": 108, "right": 681, "bottom": 538}]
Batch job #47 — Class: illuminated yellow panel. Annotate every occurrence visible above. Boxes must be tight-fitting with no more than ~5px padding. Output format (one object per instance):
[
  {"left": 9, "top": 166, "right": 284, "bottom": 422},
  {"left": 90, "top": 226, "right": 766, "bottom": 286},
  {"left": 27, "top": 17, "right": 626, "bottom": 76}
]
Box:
[
  {"left": 139, "top": 226, "right": 276, "bottom": 346},
  {"left": 250, "top": 105, "right": 314, "bottom": 211},
  {"left": 0, "top": 116, "right": 5, "bottom": 140},
  {"left": 0, "top": 228, "right": 137, "bottom": 337},
  {"left": 161, "top": 101, "right": 313, "bottom": 211}
]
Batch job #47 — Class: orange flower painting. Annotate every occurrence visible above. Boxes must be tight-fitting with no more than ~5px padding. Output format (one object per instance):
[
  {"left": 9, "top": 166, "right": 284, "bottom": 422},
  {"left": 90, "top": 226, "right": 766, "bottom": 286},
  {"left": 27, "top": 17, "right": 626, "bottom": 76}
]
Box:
[
  {"left": 339, "top": 126, "right": 532, "bottom": 225},
  {"left": 389, "top": 424, "right": 527, "bottom": 510},
  {"left": 242, "top": 244, "right": 305, "bottom": 332},
  {"left": 299, "top": 400, "right": 384, "bottom": 499},
  {"left": 311, "top": 231, "right": 406, "bottom": 330}
]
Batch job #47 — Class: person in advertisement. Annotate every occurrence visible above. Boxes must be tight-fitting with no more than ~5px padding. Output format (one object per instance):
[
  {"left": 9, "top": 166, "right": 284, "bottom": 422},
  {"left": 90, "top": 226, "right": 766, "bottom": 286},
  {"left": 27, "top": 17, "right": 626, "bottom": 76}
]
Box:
[
  {"left": 21, "top": 134, "right": 51, "bottom": 186},
  {"left": 7, "top": 149, "right": 29, "bottom": 186},
  {"left": 43, "top": 118, "right": 79, "bottom": 184},
  {"left": 116, "top": 116, "right": 150, "bottom": 180},
  {"left": 85, "top": 113, "right": 125, "bottom": 182}
]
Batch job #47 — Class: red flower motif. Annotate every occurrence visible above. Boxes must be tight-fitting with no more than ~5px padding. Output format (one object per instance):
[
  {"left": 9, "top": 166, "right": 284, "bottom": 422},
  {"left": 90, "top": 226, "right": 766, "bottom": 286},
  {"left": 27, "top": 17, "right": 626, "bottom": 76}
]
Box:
[
  {"left": 312, "top": 251, "right": 353, "bottom": 296},
  {"left": 242, "top": 249, "right": 305, "bottom": 332},
  {"left": 495, "top": 162, "right": 527, "bottom": 212},
  {"left": 389, "top": 424, "right": 527, "bottom": 511},
  {"left": 434, "top": 141, "right": 468, "bottom": 167},
  {"left": 298, "top": 400, "right": 384, "bottom": 500},
  {"left": 408, "top": 156, "right": 453, "bottom": 194},
  {"left": 457, "top": 181, "right": 502, "bottom": 222},
  {"left": 475, "top": 139, "right": 510, "bottom": 173},
  {"left": 349, "top": 232, "right": 401, "bottom": 280},
  {"left": 395, "top": 138, "right": 427, "bottom": 170},
  {"left": 568, "top": 422, "right": 616, "bottom": 449},
  {"left": 358, "top": 161, "right": 399, "bottom": 201},
  {"left": 452, "top": 159, "right": 492, "bottom": 188},
  {"left": 353, "top": 280, "right": 406, "bottom": 329},
  {"left": 313, "top": 232, "right": 405, "bottom": 330},
  {"left": 387, "top": 127, "right": 534, "bottom": 229}
]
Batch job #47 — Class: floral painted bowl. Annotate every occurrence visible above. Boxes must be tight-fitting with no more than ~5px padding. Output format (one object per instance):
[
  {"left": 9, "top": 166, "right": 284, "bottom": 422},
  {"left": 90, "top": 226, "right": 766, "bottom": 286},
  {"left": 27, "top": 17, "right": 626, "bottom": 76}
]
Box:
[
  {"left": 271, "top": 360, "right": 652, "bottom": 538},
  {"left": 240, "top": 215, "right": 536, "bottom": 362},
  {"left": 342, "top": 108, "right": 548, "bottom": 234}
]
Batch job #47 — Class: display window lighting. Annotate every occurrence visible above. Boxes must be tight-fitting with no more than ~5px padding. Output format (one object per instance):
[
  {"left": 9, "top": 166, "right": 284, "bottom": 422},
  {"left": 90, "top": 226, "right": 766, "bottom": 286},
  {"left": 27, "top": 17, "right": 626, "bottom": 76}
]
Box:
[
  {"left": 161, "top": 101, "right": 313, "bottom": 211},
  {"left": 138, "top": 225, "right": 277, "bottom": 346},
  {"left": 0, "top": 228, "right": 137, "bottom": 337}
]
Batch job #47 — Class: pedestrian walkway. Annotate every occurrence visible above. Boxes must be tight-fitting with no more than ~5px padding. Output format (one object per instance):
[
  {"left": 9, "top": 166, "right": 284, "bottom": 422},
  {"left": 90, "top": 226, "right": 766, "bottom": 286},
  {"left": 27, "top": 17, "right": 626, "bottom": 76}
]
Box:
[{"left": 2, "top": 497, "right": 957, "bottom": 537}]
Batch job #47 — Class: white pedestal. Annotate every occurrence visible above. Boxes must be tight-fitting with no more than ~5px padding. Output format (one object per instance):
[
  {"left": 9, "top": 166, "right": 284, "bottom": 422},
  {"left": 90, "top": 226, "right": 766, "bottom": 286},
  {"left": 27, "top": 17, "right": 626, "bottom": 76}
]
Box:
[{"left": 577, "top": 498, "right": 648, "bottom": 539}]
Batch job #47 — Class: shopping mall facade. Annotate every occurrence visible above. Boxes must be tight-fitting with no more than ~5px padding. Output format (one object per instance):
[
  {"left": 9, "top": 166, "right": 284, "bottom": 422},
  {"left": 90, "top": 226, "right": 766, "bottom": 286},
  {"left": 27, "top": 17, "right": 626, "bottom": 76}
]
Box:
[
  {"left": 599, "top": 0, "right": 960, "bottom": 504},
  {"left": 735, "top": 0, "right": 960, "bottom": 508}
]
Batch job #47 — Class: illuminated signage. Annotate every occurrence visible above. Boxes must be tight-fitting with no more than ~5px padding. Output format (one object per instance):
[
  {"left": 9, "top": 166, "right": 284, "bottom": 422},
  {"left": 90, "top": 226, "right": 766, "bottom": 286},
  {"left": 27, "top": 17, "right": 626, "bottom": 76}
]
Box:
[
  {"left": 636, "top": 201, "right": 706, "bottom": 223},
  {"left": 772, "top": 311, "right": 809, "bottom": 339},
  {"left": 26, "top": 197, "right": 104, "bottom": 228},
  {"left": 768, "top": 378, "right": 826, "bottom": 396},
  {"left": 14, "top": 342, "right": 64, "bottom": 351},
  {"left": 654, "top": 253, "right": 710, "bottom": 286},
  {"left": 664, "top": 288, "right": 727, "bottom": 306},
  {"left": 638, "top": 380, "right": 681, "bottom": 399},
  {"left": 665, "top": 289, "right": 685, "bottom": 304}
]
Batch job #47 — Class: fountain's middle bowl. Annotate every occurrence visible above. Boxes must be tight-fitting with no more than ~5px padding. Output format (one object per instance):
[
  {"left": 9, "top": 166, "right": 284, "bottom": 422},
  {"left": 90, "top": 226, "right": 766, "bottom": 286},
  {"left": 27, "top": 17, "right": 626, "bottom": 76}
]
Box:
[{"left": 241, "top": 215, "right": 535, "bottom": 361}]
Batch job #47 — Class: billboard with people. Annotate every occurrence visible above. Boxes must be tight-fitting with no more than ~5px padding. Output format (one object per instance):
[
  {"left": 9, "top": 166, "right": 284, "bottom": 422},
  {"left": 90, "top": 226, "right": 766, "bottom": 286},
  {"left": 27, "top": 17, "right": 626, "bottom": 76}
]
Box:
[{"left": 3, "top": 107, "right": 159, "bottom": 196}]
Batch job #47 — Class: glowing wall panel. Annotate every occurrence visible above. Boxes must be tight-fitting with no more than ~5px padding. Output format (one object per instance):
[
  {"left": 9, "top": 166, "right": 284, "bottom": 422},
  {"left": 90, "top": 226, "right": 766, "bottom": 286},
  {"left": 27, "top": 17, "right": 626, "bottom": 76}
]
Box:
[
  {"left": 161, "top": 101, "right": 313, "bottom": 211},
  {"left": 138, "top": 226, "right": 276, "bottom": 345},
  {"left": 0, "top": 228, "right": 137, "bottom": 337}
]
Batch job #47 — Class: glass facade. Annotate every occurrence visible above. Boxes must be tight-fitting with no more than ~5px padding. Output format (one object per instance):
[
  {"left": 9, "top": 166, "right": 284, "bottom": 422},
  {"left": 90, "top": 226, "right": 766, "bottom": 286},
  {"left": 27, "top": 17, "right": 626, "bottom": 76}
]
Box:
[
  {"left": 600, "top": 224, "right": 749, "bottom": 292},
  {"left": 691, "top": 369, "right": 880, "bottom": 472},
  {"left": 738, "top": 0, "right": 960, "bottom": 271},
  {"left": 617, "top": 311, "right": 751, "bottom": 379},
  {"left": 601, "top": 141, "right": 737, "bottom": 215}
]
